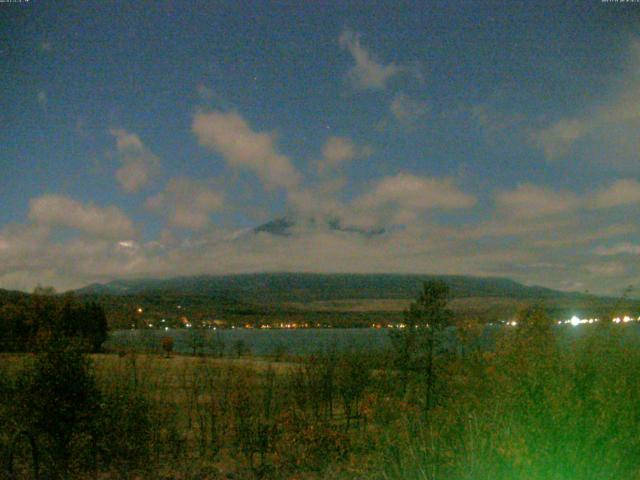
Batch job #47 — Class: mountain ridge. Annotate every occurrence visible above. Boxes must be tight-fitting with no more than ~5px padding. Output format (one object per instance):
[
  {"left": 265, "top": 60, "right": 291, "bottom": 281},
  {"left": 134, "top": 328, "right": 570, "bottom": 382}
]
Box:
[
  {"left": 74, "top": 272, "right": 591, "bottom": 303},
  {"left": 251, "top": 216, "right": 386, "bottom": 237}
]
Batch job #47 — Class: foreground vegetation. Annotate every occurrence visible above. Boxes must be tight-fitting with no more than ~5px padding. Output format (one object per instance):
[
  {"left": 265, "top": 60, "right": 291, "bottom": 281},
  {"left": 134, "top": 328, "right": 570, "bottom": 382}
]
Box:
[{"left": 1, "top": 283, "right": 640, "bottom": 479}]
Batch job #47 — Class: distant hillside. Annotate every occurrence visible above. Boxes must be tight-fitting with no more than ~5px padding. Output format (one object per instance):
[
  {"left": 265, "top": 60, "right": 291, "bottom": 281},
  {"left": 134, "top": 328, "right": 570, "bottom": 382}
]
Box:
[
  {"left": 0, "top": 288, "right": 29, "bottom": 305},
  {"left": 76, "top": 272, "right": 585, "bottom": 303}
]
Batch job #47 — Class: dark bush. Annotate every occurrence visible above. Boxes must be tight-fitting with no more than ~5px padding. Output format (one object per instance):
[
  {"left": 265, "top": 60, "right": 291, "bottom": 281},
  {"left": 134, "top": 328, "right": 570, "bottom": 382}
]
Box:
[
  {"left": 15, "top": 337, "right": 99, "bottom": 478},
  {"left": 161, "top": 336, "right": 174, "bottom": 357}
]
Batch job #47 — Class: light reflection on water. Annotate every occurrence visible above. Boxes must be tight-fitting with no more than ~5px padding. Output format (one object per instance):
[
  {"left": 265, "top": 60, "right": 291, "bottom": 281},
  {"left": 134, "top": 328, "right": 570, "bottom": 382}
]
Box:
[{"left": 106, "top": 321, "right": 640, "bottom": 356}]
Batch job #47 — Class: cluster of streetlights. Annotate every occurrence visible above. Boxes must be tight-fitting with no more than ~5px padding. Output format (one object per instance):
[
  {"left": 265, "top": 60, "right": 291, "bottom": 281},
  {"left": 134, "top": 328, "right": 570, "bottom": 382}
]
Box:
[
  {"left": 558, "top": 315, "right": 640, "bottom": 326},
  {"left": 497, "top": 315, "right": 640, "bottom": 328}
]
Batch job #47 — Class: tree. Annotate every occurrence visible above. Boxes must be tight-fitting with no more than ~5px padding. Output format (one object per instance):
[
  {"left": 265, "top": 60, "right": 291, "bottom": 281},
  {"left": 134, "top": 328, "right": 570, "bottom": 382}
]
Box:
[
  {"left": 83, "top": 301, "right": 108, "bottom": 352},
  {"left": 187, "top": 326, "right": 206, "bottom": 356},
  {"left": 161, "top": 336, "right": 174, "bottom": 357},
  {"left": 336, "top": 351, "right": 370, "bottom": 428},
  {"left": 16, "top": 336, "right": 99, "bottom": 478},
  {"left": 0, "top": 289, "right": 109, "bottom": 353},
  {"left": 56, "top": 296, "right": 108, "bottom": 352},
  {"left": 390, "top": 280, "right": 452, "bottom": 418},
  {"left": 0, "top": 301, "right": 29, "bottom": 351}
]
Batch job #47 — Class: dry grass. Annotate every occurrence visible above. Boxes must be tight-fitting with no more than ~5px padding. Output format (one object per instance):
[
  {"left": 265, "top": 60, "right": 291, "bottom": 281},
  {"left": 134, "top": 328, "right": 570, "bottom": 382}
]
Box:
[
  {"left": 92, "top": 352, "right": 298, "bottom": 373},
  {"left": 285, "top": 296, "right": 528, "bottom": 315}
]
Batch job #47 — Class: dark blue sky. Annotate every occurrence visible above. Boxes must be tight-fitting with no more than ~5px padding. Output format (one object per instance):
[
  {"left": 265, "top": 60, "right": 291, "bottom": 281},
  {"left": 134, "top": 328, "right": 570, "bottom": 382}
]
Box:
[{"left": 1, "top": 1, "right": 639, "bottom": 293}]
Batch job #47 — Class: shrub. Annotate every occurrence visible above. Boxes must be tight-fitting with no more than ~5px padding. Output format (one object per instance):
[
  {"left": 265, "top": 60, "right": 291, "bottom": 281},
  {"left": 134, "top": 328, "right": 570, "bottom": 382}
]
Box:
[
  {"left": 272, "top": 411, "right": 350, "bottom": 474},
  {"left": 161, "top": 336, "right": 174, "bottom": 357},
  {"left": 15, "top": 337, "right": 99, "bottom": 478}
]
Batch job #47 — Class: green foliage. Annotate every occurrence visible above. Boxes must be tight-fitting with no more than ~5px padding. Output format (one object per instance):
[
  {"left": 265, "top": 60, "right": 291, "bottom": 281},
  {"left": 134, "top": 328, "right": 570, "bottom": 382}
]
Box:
[
  {"left": 233, "top": 339, "right": 251, "bottom": 357},
  {"left": 272, "top": 412, "right": 350, "bottom": 474},
  {"left": 336, "top": 351, "right": 370, "bottom": 426},
  {"left": 58, "top": 297, "right": 108, "bottom": 352},
  {"left": 378, "top": 308, "right": 640, "bottom": 480},
  {"left": 3, "top": 291, "right": 640, "bottom": 478},
  {"left": 0, "top": 290, "right": 108, "bottom": 353},
  {"left": 390, "top": 280, "right": 453, "bottom": 413},
  {"left": 15, "top": 337, "right": 100, "bottom": 477}
]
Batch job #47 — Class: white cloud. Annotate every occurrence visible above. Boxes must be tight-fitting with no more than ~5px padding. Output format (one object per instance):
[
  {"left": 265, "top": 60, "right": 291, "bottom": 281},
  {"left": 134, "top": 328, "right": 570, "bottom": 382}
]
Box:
[
  {"left": 494, "top": 179, "right": 640, "bottom": 221},
  {"left": 530, "top": 224, "right": 634, "bottom": 248},
  {"left": 594, "top": 243, "right": 640, "bottom": 256},
  {"left": 110, "top": 129, "right": 161, "bottom": 193},
  {"left": 147, "top": 177, "right": 224, "bottom": 230},
  {"left": 2, "top": 193, "right": 638, "bottom": 295},
  {"left": 286, "top": 179, "right": 346, "bottom": 222},
  {"left": 591, "top": 179, "right": 640, "bottom": 208},
  {"left": 28, "top": 194, "right": 135, "bottom": 239},
  {"left": 469, "top": 104, "right": 524, "bottom": 136},
  {"left": 495, "top": 184, "right": 581, "bottom": 219},
  {"left": 37, "top": 91, "right": 47, "bottom": 109},
  {"left": 360, "top": 173, "right": 475, "bottom": 210},
  {"left": 0, "top": 224, "right": 50, "bottom": 262},
  {"left": 390, "top": 93, "right": 429, "bottom": 124},
  {"left": 317, "top": 136, "right": 372, "bottom": 172},
  {"left": 197, "top": 84, "right": 214, "bottom": 100},
  {"left": 531, "top": 118, "right": 589, "bottom": 160},
  {"left": 288, "top": 172, "right": 475, "bottom": 232},
  {"left": 532, "top": 39, "right": 640, "bottom": 161},
  {"left": 192, "top": 110, "right": 301, "bottom": 190},
  {"left": 322, "top": 136, "right": 356, "bottom": 166},
  {"left": 339, "top": 29, "right": 403, "bottom": 90},
  {"left": 349, "top": 173, "right": 476, "bottom": 227},
  {"left": 585, "top": 262, "right": 626, "bottom": 277}
]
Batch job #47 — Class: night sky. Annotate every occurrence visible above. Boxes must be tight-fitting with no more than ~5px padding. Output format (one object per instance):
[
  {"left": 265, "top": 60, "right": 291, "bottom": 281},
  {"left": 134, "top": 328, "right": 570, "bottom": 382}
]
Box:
[{"left": 1, "top": 1, "right": 639, "bottom": 293}]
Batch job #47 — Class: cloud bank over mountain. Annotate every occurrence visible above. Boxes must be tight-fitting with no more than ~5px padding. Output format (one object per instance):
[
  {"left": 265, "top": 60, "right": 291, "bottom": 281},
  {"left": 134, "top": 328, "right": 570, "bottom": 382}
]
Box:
[{"left": 2, "top": 6, "right": 640, "bottom": 295}]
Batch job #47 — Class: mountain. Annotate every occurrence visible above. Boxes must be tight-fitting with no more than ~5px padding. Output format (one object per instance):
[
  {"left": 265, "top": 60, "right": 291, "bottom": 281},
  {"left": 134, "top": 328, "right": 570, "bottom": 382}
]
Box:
[
  {"left": 253, "top": 217, "right": 296, "bottom": 236},
  {"left": 75, "top": 272, "right": 585, "bottom": 303},
  {"left": 251, "top": 216, "right": 385, "bottom": 237}
]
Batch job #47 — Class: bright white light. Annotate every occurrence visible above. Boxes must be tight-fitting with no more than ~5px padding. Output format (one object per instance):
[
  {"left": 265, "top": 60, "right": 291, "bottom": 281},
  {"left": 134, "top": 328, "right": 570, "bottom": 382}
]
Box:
[
  {"left": 164, "top": 326, "right": 169, "bottom": 331},
  {"left": 570, "top": 316, "right": 581, "bottom": 327},
  {"left": 118, "top": 240, "right": 135, "bottom": 249}
]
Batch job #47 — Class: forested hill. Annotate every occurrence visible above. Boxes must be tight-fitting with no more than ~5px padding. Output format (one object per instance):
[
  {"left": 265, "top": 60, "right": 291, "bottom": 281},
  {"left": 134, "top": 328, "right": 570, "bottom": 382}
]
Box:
[
  {"left": 75, "top": 273, "right": 586, "bottom": 303},
  {"left": 0, "top": 288, "right": 30, "bottom": 304}
]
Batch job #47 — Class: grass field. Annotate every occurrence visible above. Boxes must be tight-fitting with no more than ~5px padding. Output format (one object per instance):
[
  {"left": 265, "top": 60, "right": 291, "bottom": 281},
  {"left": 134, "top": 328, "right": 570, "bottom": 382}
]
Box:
[{"left": 4, "top": 316, "right": 640, "bottom": 479}]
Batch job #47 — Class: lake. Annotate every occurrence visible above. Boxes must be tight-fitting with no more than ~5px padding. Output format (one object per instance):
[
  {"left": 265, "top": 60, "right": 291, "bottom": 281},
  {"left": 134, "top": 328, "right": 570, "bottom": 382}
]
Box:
[
  {"left": 105, "top": 322, "right": 640, "bottom": 356},
  {"left": 106, "top": 327, "right": 396, "bottom": 356}
]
